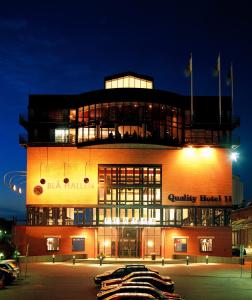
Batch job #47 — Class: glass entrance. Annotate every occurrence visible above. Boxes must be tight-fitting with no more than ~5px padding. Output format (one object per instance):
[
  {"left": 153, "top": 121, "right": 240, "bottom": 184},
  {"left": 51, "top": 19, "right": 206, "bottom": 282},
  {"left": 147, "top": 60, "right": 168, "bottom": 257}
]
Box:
[{"left": 118, "top": 228, "right": 141, "bottom": 257}]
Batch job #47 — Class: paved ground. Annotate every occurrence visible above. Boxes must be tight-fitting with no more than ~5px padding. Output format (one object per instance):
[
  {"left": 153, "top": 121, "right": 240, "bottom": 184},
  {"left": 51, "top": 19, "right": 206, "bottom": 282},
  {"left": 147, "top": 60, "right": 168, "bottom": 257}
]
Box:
[{"left": 1, "top": 261, "right": 252, "bottom": 300}]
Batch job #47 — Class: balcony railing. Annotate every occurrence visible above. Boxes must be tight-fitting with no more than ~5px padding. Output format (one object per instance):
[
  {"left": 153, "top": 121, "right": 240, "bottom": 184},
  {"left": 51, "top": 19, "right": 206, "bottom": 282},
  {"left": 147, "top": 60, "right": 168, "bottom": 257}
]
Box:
[{"left": 184, "top": 135, "right": 240, "bottom": 147}]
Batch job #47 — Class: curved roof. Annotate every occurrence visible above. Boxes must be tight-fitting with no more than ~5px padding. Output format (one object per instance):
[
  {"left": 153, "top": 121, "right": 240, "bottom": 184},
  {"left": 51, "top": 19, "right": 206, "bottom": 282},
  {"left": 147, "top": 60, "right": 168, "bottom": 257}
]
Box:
[{"left": 29, "top": 88, "right": 185, "bottom": 108}]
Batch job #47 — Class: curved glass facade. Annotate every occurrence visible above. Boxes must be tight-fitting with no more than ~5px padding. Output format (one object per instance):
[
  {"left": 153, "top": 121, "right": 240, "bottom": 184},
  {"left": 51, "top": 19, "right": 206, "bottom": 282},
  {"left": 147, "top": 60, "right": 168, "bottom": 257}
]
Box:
[{"left": 76, "top": 101, "right": 183, "bottom": 145}]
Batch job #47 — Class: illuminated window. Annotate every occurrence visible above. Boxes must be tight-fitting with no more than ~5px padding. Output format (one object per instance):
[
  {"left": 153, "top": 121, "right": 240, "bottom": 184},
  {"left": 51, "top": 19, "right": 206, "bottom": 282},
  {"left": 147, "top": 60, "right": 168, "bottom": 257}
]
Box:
[
  {"left": 46, "top": 237, "right": 59, "bottom": 251},
  {"left": 72, "top": 238, "right": 85, "bottom": 251},
  {"left": 200, "top": 238, "right": 213, "bottom": 252},
  {"left": 69, "top": 109, "right": 76, "bottom": 121},
  {"left": 174, "top": 238, "right": 187, "bottom": 252},
  {"left": 55, "top": 129, "right": 69, "bottom": 143},
  {"left": 98, "top": 165, "right": 162, "bottom": 205},
  {"left": 105, "top": 76, "right": 153, "bottom": 89}
]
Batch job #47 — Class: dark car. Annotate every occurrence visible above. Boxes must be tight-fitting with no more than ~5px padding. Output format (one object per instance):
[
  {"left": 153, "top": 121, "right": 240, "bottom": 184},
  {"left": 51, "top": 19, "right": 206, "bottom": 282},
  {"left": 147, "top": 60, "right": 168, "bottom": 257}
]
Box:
[
  {"left": 0, "top": 267, "right": 17, "bottom": 285},
  {"left": 103, "top": 293, "right": 156, "bottom": 299},
  {"left": 101, "top": 271, "right": 171, "bottom": 288},
  {"left": 232, "top": 247, "right": 246, "bottom": 257},
  {"left": 0, "top": 270, "right": 6, "bottom": 289},
  {"left": 97, "top": 285, "right": 169, "bottom": 300},
  {"left": 94, "top": 264, "right": 157, "bottom": 285},
  {"left": 0, "top": 262, "right": 20, "bottom": 278},
  {"left": 127, "top": 276, "right": 174, "bottom": 293},
  {"left": 3, "top": 260, "right": 20, "bottom": 277},
  {"left": 101, "top": 281, "right": 154, "bottom": 291}
]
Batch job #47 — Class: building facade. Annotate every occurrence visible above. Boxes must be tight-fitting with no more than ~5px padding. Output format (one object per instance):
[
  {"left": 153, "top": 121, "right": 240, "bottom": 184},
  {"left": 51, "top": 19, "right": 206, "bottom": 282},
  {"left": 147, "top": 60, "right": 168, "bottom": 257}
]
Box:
[
  {"left": 232, "top": 204, "right": 252, "bottom": 254},
  {"left": 15, "top": 72, "right": 239, "bottom": 258}
]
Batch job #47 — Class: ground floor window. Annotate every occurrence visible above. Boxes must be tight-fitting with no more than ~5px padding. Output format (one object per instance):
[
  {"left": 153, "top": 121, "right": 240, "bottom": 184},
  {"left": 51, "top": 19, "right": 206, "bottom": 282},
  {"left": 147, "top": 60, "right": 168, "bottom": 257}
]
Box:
[
  {"left": 46, "top": 237, "right": 59, "bottom": 251},
  {"left": 174, "top": 238, "right": 187, "bottom": 252},
  {"left": 72, "top": 238, "right": 85, "bottom": 251},
  {"left": 27, "top": 206, "right": 232, "bottom": 227},
  {"left": 144, "top": 227, "right": 161, "bottom": 257},
  {"left": 199, "top": 238, "right": 213, "bottom": 252}
]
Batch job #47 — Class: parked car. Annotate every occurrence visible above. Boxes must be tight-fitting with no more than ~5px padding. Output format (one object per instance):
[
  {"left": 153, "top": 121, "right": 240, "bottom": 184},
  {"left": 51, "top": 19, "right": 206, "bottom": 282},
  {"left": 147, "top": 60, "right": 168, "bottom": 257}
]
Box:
[
  {"left": 0, "top": 262, "right": 19, "bottom": 278},
  {"left": 94, "top": 264, "right": 158, "bottom": 285},
  {"left": 101, "top": 281, "right": 155, "bottom": 291},
  {"left": 101, "top": 271, "right": 172, "bottom": 288},
  {"left": 126, "top": 276, "right": 174, "bottom": 293},
  {"left": 97, "top": 285, "right": 170, "bottom": 300},
  {"left": 0, "top": 270, "right": 6, "bottom": 289},
  {"left": 1, "top": 260, "right": 20, "bottom": 278},
  {"left": 0, "top": 267, "right": 17, "bottom": 285},
  {"left": 102, "top": 293, "right": 156, "bottom": 299},
  {"left": 232, "top": 247, "right": 246, "bottom": 257},
  {"left": 101, "top": 279, "right": 178, "bottom": 299}
]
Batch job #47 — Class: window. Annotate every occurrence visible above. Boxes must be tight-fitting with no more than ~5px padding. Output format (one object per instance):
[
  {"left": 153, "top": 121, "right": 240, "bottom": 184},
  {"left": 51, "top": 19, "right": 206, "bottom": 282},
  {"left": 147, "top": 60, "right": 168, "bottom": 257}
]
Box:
[
  {"left": 200, "top": 238, "right": 213, "bottom": 252},
  {"left": 98, "top": 165, "right": 162, "bottom": 205},
  {"left": 72, "top": 238, "right": 85, "bottom": 251},
  {"left": 174, "top": 238, "right": 187, "bottom": 252},
  {"left": 55, "top": 129, "right": 69, "bottom": 143},
  {"left": 46, "top": 237, "right": 59, "bottom": 251}
]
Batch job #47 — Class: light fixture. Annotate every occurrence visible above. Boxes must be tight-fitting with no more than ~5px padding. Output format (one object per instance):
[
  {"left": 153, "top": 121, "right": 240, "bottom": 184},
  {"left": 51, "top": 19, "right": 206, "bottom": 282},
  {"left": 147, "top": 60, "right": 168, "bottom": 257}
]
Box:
[
  {"left": 230, "top": 151, "right": 239, "bottom": 162},
  {"left": 63, "top": 178, "right": 69, "bottom": 184},
  {"left": 104, "top": 240, "right": 110, "bottom": 247},
  {"left": 40, "top": 178, "right": 46, "bottom": 184},
  {"left": 201, "top": 147, "right": 212, "bottom": 158},
  {"left": 183, "top": 146, "right": 196, "bottom": 158},
  {"left": 84, "top": 177, "right": 89, "bottom": 184},
  {"left": 3, "top": 171, "right": 26, "bottom": 195},
  {"left": 147, "top": 240, "right": 154, "bottom": 247}
]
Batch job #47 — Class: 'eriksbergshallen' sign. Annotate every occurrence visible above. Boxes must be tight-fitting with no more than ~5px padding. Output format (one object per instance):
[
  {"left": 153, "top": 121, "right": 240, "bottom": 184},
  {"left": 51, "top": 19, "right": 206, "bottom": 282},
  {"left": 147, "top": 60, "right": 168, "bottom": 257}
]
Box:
[{"left": 168, "top": 194, "right": 232, "bottom": 203}]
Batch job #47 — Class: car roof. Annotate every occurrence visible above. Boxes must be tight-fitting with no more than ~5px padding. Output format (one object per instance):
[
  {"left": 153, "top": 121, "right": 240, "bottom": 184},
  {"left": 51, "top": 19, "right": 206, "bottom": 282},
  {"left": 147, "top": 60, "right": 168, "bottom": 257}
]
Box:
[
  {"left": 125, "top": 264, "right": 146, "bottom": 267},
  {"left": 109, "top": 286, "right": 158, "bottom": 292},
  {"left": 121, "top": 282, "right": 153, "bottom": 287},
  {"left": 104, "top": 293, "right": 155, "bottom": 299},
  {"left": 129, "top": 276, "right": 165, "bottom": 283},
  {"left": 124, "top": 271, "right": 157, "bottom": 277}
]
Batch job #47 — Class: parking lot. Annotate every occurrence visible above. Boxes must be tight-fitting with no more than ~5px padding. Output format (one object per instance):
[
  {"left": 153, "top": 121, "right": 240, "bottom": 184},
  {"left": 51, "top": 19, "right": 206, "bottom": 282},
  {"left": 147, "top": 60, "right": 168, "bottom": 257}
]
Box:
[{"left": 1, "top": 261, "right": 252, "bottom": 300}]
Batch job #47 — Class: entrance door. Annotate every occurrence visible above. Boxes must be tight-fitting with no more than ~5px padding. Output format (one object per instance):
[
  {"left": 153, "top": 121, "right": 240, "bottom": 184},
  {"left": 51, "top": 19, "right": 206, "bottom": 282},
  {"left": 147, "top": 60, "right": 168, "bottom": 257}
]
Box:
[{"left": 118, "top": 228, "right": 140, "bottom": 258}]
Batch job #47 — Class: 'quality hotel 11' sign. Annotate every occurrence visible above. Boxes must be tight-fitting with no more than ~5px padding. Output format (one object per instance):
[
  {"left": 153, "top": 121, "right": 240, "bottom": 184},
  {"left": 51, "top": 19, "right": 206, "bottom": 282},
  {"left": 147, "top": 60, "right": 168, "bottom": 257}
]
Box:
[{"left": 168, "top": 194, "right": 232, "bottom": 203}]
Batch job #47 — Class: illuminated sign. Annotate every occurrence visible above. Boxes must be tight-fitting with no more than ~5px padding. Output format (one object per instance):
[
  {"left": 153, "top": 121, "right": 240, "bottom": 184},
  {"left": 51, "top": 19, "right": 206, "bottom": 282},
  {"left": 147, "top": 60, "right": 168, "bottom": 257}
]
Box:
[
  {"left": 46, "top": 181, "right": 95, "bottom": 190},
  {"left": 168, "top": 194, "right": 232, "bottom": 202},
  {"left": 168, "top": 194, "right": 196, "bottom": 203},
  {"left": 104, "top": 217, "right": 156, "bottom": 225}
]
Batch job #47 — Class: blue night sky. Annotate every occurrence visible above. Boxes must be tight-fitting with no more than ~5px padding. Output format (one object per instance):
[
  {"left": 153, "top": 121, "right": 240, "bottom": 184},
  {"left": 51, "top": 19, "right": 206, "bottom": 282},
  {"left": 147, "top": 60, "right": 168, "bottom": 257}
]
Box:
[{"left": 0, "top": 0, "right": 252, "bottom": 219}]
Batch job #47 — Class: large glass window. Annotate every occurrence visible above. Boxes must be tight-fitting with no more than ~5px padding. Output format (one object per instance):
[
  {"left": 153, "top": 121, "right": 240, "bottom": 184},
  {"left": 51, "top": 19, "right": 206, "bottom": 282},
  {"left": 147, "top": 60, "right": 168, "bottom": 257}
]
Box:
[
  {"left": 46, "top": 237, "right": 59, "bottom": 251},
  {"left": 76, "top": 102, "right": 183, "bottom": 146},
  {"left": 98, "top": 165, "right": 162, "bottom": 205}
]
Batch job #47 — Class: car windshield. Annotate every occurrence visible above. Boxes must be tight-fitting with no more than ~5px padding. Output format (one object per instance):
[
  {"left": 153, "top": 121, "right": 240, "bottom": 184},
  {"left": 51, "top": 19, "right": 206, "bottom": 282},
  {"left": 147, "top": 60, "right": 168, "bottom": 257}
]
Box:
[{"left": 113, "top": 269, "right": 125, "bottom": 276}]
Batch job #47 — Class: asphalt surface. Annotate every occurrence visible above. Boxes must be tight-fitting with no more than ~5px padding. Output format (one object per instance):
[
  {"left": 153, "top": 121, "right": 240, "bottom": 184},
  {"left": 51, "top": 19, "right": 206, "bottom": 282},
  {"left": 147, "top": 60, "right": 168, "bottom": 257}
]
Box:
[{"left": 1, "top": 261, "right": 252, "bottom": 300}]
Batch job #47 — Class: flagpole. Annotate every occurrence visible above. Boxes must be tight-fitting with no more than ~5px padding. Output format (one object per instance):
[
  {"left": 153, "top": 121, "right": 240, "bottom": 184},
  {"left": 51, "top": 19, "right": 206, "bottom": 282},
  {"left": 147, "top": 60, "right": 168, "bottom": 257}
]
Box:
[
  {"left": 190, "top": 53, "right": 194, "bottom": 124},
  {"left": 218, "top": 54, "right": 222, "bottom": 125},
  {"left": 231, "top": 63, "right": 234, "bottom": 116}
]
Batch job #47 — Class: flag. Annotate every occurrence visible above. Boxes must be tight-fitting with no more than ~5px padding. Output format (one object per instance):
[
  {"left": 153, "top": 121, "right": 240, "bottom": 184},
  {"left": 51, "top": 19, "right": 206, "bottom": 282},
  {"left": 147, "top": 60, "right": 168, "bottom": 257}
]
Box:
[
  {"left": 185, "top": 53, "right": 192, "bottom": 77},
  {"left": 226, "top": 63, "right": 233, "bottom": 86},
  {"left": 213, "top": 53, "right": 221, "bottom": 76}
]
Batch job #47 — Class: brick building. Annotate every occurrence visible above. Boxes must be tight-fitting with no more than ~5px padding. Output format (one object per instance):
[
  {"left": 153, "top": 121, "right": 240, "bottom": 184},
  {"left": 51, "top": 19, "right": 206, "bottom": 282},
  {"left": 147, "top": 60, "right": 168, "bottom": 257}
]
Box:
[{"left": 15, "top": 72, "right": 239, "bottom": 258}]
